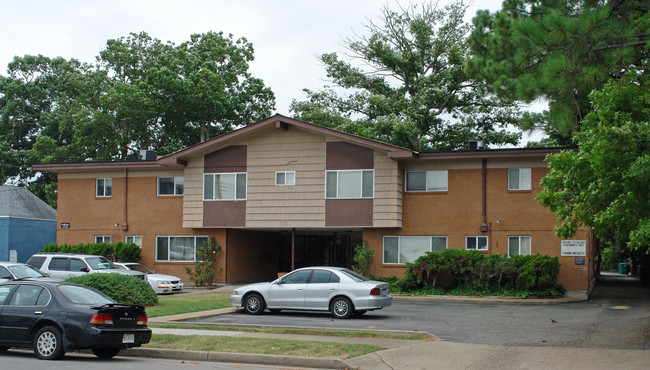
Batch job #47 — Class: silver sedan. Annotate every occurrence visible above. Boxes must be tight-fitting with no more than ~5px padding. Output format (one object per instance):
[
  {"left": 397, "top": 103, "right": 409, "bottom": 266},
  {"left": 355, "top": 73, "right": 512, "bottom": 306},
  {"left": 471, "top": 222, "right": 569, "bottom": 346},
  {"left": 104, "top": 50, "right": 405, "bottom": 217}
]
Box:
[{"left": 230, "top": 266, "right": 392, "bottom": 319}]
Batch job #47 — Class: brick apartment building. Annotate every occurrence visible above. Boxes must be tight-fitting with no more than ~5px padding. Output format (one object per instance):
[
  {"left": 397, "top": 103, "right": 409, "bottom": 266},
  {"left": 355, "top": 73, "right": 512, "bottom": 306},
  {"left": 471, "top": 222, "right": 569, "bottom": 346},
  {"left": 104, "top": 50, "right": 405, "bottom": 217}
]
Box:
[{"left": 34, "top": 115, "right": 596, "bottom": 291}]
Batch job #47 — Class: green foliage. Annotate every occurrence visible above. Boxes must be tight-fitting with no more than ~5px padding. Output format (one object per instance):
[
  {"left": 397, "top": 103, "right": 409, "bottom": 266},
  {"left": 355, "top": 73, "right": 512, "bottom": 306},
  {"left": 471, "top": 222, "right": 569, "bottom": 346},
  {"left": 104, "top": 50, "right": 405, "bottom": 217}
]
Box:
[
  {"left": 513, "top": 255, "right": 560, "bottom": 291},
  {"left": 467, "top": 0, "right": 650, "bottom": 140},
  {"left": 536, "top": 70, "right": 650, "bottom": 256},
  {"left": 291, "top": 1, "right": 522, "bottom": 151},
  {"left": 42, "top": 242, "right": 141, "bottom": 262},
  {"left": 352, "top": 241, "right": 374, "bottom": 277},
  {"left": 66, "top": 273, "right": 158, "bottom": 306},
  {"left": 600, "top": 246, "right": 623, "bottom": 271},
  {"left": 184, "top": 238, "right": 222, "bottom": 287}
]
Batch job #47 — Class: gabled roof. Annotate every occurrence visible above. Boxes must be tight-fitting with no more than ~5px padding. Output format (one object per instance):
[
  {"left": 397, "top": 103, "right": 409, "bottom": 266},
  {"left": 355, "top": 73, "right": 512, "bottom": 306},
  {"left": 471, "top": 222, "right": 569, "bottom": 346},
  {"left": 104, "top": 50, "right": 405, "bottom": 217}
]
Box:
[
  {"left": 157, "top": 114, "right": 415, "bottom": 166},
  {"left": 0, "top": 186, "right": 57, "bottom": 220}
]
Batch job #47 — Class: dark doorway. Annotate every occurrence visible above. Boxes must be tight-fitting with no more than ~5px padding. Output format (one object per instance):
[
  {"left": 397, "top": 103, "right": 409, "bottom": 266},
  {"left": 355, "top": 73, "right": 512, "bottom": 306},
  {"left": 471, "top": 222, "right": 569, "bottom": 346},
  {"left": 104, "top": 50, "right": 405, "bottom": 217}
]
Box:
[{"left": 277, "top": 231, "right": 362, "bottom": 272}]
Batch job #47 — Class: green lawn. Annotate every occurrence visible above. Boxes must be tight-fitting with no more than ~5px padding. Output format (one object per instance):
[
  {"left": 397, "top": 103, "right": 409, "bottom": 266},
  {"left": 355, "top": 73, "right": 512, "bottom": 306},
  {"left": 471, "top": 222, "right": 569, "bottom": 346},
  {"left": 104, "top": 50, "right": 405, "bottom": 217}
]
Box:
[{"left": 146, "top": 291, "right": 232, "bottom": 318}]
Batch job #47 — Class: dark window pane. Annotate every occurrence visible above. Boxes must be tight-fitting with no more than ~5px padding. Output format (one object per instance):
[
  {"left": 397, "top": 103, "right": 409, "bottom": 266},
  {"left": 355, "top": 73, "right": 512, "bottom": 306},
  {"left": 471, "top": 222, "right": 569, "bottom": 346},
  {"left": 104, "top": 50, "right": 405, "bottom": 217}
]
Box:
[
  {"left": 406, "top": 172, "right": 426, "bottom": 191},
  {"left": 159, "top": 177, "right": 174, "bottom": 195},
  {"left": 282, "top": 270, "right": 312, "bottom": 284},
  {"left": 157, "top": 237, "right": 169, "bottom": 261}
]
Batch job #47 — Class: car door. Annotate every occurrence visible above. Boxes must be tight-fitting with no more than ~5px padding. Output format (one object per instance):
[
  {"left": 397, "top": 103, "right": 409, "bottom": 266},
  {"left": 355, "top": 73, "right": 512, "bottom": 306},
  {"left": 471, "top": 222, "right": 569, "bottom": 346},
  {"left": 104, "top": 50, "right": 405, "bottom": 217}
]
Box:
[
  {"left": 0, "top": 284, "right": 51, "bottom": 343},
  {"left": 268, "top": 269, "right": 312, "bottom": 309},
  {"left": 46, "top": 257, "right": 70, "bottom": 280},
  {"left": 67, "top": 258, "right": 90, "bottom": 278},
  {"left": 305, "top": 270, "right": 341, "bottom": 309},
  {"left": 0, "top": 284, "right": 17, "bottom": 342}
]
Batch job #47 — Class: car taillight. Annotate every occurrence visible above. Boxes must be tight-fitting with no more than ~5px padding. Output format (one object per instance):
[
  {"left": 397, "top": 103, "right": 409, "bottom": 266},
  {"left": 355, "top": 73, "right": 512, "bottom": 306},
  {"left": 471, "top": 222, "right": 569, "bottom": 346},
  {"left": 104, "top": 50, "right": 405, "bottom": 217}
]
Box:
[
  {"left": 370, "top": 288, "right": 381, "bottom": 296},
  {"left": 136, "top": 315, "right": 148, "bottom": 326},
  {"left": 89, "top": 313, "right": 114, "bottom": 325}
]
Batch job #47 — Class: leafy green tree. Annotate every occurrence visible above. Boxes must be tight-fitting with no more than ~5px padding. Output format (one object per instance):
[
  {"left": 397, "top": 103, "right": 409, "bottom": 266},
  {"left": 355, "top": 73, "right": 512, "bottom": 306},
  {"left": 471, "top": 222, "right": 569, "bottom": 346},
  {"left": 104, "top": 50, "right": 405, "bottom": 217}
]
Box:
[
  {"left": 536, "top": 70, "right": 650, "bottom": 255},
  {"left": 291, "top": 1, "right": 521, "bottom": 151},
  {"left": 467, "top": 0, "right": 650, "bottom": 141}
]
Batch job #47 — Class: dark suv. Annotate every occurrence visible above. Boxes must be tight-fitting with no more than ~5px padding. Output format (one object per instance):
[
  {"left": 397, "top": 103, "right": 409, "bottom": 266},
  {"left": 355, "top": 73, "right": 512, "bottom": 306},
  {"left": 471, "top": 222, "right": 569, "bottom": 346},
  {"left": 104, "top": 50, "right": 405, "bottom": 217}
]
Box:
[{"left": 26, "top": 253, "right": 146, "bottom": 281}]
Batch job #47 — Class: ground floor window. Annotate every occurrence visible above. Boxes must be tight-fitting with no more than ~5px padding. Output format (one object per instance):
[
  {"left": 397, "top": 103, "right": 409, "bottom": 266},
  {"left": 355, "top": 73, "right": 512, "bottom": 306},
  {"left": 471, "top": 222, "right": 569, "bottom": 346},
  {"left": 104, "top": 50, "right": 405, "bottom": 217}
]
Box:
[
  {"left": 156, "top": 236, "right": 209, "bottom": 262},
  {"left": 95, "top": 235, "right": 111, "bottom": 244},
  {"left": 125, "top": 235, "right": 142, "bottom": 248},
  {"left": 508, "top": 236, "right": 531, "bottom": 256},
  {"left": 383, "top": 236, "right": 447, "bottom": 264},
  {"left": 466, "top": 236, "right": 488, "bottom": 251}
]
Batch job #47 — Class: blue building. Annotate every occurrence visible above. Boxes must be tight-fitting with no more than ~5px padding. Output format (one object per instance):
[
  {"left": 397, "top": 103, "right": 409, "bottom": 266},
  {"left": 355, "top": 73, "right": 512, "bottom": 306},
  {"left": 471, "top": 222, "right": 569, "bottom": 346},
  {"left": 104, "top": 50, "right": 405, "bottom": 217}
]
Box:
[{"left": 0, "top": 186, "right": 57, "bottom": 263}]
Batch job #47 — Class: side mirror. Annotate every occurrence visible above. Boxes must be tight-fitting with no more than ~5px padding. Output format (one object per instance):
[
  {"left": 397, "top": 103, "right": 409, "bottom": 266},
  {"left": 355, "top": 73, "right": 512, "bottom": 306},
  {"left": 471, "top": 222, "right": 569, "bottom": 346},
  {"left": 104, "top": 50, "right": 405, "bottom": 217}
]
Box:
[{"left": 80, "top": 267, "right": 90, "bottom": 272}]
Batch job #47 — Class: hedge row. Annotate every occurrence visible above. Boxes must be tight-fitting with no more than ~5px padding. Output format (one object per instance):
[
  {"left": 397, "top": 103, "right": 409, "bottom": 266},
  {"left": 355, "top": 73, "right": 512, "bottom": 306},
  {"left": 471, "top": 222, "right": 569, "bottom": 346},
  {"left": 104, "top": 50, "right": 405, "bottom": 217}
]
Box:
[
  {"left": 42, "top": 242, "right": 141, "bottom": 262},
  {"left": 393, "top": 249, "right": 562, "bottom": 292},
  {"left": 66, "top": 273, "right": 158, "bottom": 306}
]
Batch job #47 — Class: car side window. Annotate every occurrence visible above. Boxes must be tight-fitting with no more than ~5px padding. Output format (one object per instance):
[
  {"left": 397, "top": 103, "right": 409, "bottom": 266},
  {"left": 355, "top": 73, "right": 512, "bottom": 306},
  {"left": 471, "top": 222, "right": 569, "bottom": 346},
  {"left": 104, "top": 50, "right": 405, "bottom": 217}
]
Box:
[
  {"left": 49, "top": 257, "right": 69, "bottom": 271},
  {"left": 0, "top": 285, "right": 13, "bottom": 304},
  {"left": 27, "top": 256, "right": 46, "bottom": 269},
  {"left": 329, "top": 274, "right": 340, "bottom": 283},
  {"left": 310, "top": 270, "right": 333, "bottom": 284},
  {"left": 9, "top": 285, "right": 45, "bottom": 306},
  {"left": 281, "top": 270, "right": 312, "bottom": 284},
  {"left": 0, "top": 266, "right": 12, "bottom": 279},
  {"left": 69, "top": 259, "right": 87, "bottom": 272},
  {"left": 35, "top": 288, "right": 52, "bottom": 306}
]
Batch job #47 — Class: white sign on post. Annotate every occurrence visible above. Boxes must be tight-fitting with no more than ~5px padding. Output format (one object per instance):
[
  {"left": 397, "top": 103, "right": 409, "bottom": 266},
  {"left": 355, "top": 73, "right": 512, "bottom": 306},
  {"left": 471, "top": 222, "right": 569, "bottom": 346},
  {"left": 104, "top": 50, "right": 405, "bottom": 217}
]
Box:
[{"left": 561, "top": 240, "right": 587, "bottom": 256}]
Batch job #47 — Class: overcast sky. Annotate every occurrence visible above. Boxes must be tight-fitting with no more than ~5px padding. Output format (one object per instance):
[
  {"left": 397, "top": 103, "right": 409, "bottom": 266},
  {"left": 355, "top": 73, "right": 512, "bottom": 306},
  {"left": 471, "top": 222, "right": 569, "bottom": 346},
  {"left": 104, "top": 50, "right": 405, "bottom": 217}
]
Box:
[{"left": 1, "top": 0, "right": 543, "bottom": 143}]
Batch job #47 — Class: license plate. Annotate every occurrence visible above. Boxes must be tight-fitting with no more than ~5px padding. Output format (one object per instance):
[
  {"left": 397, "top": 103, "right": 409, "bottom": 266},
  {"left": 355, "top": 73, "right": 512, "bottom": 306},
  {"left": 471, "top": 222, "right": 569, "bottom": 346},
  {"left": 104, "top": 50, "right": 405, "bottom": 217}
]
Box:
[{"left": 122, "top": 333, "right": 134, "bottom": 343}]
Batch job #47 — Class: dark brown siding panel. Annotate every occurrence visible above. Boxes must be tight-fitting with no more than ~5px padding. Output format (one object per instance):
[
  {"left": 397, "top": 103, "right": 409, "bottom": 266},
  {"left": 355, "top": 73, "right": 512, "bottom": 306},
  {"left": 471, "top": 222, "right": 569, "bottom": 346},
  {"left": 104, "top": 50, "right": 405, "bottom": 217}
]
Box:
[
  {"left": 205, "top": 145, "right": 247, "bottom": 173},
  {"left": 326, "top": 142, "right": 373, "bottom": 170},
  {"left": 326, "top": 199, "right": 373, "bottom": 226},
  {"left": 203, "top": 201, "right": 246, "bottom": 227}
]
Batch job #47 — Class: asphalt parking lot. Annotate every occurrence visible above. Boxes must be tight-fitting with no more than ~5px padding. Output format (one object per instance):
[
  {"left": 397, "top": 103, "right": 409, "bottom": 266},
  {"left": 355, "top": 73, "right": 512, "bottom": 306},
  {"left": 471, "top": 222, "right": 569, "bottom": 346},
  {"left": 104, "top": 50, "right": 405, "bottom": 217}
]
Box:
[{"left": 194, "top": 273, "right": 649, "bottom": 350}]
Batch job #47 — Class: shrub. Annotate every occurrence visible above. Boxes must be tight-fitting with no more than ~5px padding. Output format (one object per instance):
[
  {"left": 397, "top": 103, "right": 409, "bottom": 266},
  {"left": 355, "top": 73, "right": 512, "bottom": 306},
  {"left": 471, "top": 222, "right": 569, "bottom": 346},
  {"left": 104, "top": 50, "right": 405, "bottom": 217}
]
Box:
[
  {"left": 352, "top": 241, "right": 374, "bottom": 277},
  {"left": 42, "top": 242, "right": 141, "bottom": 262},
  {"left": 66, "top": 273, "right": 158, "bottom": 306},
  {"left": 513, "top": 254, "right": 561, "bottom": 291},
  {"left": 184, "top": 238, "right": 222, "bottom": 287}
]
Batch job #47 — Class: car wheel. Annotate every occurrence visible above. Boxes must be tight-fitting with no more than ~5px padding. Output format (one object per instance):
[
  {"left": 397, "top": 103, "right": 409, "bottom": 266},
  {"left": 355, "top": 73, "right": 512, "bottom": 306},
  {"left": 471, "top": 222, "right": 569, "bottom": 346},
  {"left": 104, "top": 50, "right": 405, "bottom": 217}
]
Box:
[
  {"left": 33, "top": 326, "right": 65, "bottom": 360},
  {"left": 243, "top": 293, "right": 266, "bottom": 315},
  {"left": 330, "top": 297, "right": 353, "bottom": 319},
  {"left": 92, "top": 347, "right": 121, "bottom": 359}
]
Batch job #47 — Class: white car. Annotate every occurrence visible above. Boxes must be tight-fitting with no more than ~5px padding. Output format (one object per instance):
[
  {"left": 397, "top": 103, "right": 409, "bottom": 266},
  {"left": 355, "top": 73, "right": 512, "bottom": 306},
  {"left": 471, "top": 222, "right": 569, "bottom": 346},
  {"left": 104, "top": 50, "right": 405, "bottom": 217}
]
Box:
[
  {"left": 230, "top": 266, "right": 392, "bottom": 319},
  {"left": 114, "top": 262, "right": 184, "bottom": 294}
]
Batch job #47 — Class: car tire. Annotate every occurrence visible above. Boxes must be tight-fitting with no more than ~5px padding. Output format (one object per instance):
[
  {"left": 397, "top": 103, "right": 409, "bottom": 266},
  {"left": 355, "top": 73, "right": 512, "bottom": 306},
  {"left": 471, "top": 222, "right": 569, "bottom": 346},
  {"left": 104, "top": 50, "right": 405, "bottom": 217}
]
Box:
[
  {"left": 330, "top": 297, "right": 353, "bottom": 319},
  {"left": 33, "top": 326, "right": 65, "bottom": 360},
  {"left": 92, "top": 347, "right": 121, "bottom": 359},
  {"left": 243, "top": 293, "right": 266, "bottom": 315}
]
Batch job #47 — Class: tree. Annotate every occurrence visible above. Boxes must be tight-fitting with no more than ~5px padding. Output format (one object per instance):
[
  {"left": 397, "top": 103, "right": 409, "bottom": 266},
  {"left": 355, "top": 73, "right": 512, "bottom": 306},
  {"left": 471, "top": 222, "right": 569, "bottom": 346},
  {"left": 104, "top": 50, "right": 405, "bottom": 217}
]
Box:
[
  {"left": 291, "top": 1, "right": 522, "bottom": 151},
  {"left": 536, "top": 70, "right": 650, "bottom": 255},
  {"left": 467, "top": 0, "right": 650, "bottom": 142}
]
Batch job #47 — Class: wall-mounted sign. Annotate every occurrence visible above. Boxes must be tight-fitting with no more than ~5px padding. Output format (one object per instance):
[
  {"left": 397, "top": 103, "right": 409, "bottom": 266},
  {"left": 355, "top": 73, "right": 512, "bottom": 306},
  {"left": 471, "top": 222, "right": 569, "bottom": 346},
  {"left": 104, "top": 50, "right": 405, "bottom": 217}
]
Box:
[
  {"left": 575, "top": 258, "right": 585, "bottom": 265},
  {"left": 60, "top": 222, "right": 70, "bottom": 229},
  {"left": 561, "top": 240, "right": 586, "bottom": 256}
]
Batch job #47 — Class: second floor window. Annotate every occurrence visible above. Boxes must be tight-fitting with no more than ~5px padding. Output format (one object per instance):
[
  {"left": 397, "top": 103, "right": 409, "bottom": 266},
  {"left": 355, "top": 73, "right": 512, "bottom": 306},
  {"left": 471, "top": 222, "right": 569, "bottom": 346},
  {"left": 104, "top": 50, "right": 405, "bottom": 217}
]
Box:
[
  {"left": 405, "top": 170, "right": 448, "bottom": 192},
  {"left": 204, "top": 173, "right": 247, "bottom": 200},
  {"left": 325, "top": 170, "right": 373, "bottom": 199},
  {"left": 158, "top": 177, "right": 184, "bottom": 195},
  {"left": 96, "top": 178, "right": 112, "bottom": 197},
  {"left": 508, "top": 168, "right": 531, "bottom": 190}
]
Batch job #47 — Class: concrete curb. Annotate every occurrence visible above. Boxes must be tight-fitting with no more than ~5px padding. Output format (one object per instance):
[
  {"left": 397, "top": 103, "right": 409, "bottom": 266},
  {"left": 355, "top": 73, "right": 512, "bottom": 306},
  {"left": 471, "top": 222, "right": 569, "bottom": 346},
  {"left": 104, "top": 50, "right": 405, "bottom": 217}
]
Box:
[
  {"left": 121, "top": 347, "right": 349, "bottom": 369},
  {"left": 392, "top": 292, "right": 588, "bottom": 305}
]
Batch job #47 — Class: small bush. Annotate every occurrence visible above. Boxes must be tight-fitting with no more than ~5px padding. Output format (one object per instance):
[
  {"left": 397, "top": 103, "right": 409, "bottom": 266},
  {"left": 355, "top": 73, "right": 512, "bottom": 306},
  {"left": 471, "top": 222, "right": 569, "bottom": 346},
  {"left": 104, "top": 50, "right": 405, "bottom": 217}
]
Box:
[
  {"left": 42, "top": 242, "right": 141, "bottom": 262},
  {"left": 66, "top": 273, "right": 158, "bottom": 306},
  {"left": 184, "top": 238, "right": 222, "bottom": 287},
  {"left": 352, "top": 241, "right": 374, "bottom": 277}
]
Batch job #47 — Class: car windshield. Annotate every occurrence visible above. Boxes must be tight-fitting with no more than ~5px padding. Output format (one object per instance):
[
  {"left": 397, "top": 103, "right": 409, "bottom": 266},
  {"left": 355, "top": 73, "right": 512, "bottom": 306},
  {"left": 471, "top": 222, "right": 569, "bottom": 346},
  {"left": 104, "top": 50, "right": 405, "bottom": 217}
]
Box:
[
  {"left": 126, "top": 264, "right": 154, "bottom": 274},
  {"left": 58, "top": 285, "right": 114, "bottom": 305},
  {"left": 339, "top": 268, "right": 369, "bottom": 282},
  {"left": 7, "top": 264, "right": 48, "bottom": 279},
  {"left": 86, "top": 257, "right": 116, "bottom": 270}
]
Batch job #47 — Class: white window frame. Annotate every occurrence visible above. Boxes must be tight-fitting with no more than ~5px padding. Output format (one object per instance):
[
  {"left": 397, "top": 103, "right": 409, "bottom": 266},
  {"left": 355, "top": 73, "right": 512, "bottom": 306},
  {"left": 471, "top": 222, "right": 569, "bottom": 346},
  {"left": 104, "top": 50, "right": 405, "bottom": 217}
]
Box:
[
  {"left": 96, "top": 178, "right": 112, "bottom": 197},
  {"left": 158, "top": 176, "right": 184, "bottom": 196},
  {"left": 95, "top": 235, "right": 111, "bottom": 244},
  {"left": 508, "top": 168, "right": 531, "bottom": 190},
  {"left": 275, "top": 171, "right": 296, "bottom": 186},
  {"left": 155, "top": 235, "right": 209, "bottom": 262},
  {"left": 325, "top": 169, "right": 374, "bottom": 199},
  {"left": 508, "top": 236, "right": 532, "bottom": 256},
  {"left": 466, "top": 236, "right": 488, "bottom": 251},
  {"left": 405, "top": 170, "right": 448, "bottom": 192},
  {"left": 382, "top": 236, "right": 448, "bottom": 265},
  {"left": 125, "top": 235, "right": 143, "bottom": 248},
  {"left": 203, "top": 172, "right": 247, "bottom": 201}
]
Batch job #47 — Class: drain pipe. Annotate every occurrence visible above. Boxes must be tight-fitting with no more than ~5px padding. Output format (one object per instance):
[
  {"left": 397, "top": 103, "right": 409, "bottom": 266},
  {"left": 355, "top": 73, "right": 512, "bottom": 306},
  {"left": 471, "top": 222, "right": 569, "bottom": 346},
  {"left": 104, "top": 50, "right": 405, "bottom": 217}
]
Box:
[
  {"left": 480, "top": 158, "right": 488, "bottom": 232},
  {"left": 121, "top": 168, "right": 128, "bottom": 231}
]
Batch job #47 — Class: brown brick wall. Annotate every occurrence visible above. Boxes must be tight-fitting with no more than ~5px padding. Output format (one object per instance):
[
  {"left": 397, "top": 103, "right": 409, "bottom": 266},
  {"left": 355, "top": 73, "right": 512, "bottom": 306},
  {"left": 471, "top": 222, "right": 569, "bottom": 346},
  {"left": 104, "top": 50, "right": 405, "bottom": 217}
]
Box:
[{"left": 363, "top": 166, "right": 593, "bottom": 291}]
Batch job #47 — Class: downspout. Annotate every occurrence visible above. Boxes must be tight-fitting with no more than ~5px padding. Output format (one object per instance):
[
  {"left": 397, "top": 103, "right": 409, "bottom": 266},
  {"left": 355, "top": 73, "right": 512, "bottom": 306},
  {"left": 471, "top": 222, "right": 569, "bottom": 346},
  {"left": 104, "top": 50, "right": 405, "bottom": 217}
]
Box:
[
  {"left": 291, "top": 228, "right": 296, "bottom": 271},
  {"left": 480, "top": 158, "right": 488, "bottom": 232},
  {"left": 121, "top": 168, "right": 128, "bottom": 231}
]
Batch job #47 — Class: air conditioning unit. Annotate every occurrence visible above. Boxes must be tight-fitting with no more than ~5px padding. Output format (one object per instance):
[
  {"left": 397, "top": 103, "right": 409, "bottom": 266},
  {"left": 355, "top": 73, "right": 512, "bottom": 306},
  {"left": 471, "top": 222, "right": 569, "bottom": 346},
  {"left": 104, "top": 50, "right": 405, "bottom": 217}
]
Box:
[
  {"left": 468, "top": 140, "right": 485, "bottom": 150},
  {"left": 140, "top": 150, "right": 157, "bottom": 161}
]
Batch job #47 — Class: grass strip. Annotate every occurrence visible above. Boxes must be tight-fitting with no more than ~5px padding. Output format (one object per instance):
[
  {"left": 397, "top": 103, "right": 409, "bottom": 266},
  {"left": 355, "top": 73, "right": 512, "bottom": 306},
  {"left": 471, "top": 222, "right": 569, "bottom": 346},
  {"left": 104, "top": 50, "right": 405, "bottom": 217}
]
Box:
[
  {"left": 145, "top": 334, "right": 381, "bottom": 359},
  {"left": 149, "top": 323, "right": 431, "bottom": 341},
  {"left": 146, "top": 292, "right": 232, "bottom": 318}
]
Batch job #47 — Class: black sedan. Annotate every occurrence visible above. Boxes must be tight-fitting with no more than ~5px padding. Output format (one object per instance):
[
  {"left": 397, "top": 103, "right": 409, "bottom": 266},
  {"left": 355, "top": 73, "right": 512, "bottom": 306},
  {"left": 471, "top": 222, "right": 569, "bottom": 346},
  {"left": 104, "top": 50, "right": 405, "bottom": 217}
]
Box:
[{"left": 0, "top": 281, "right": 151, "bottom": 360}]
